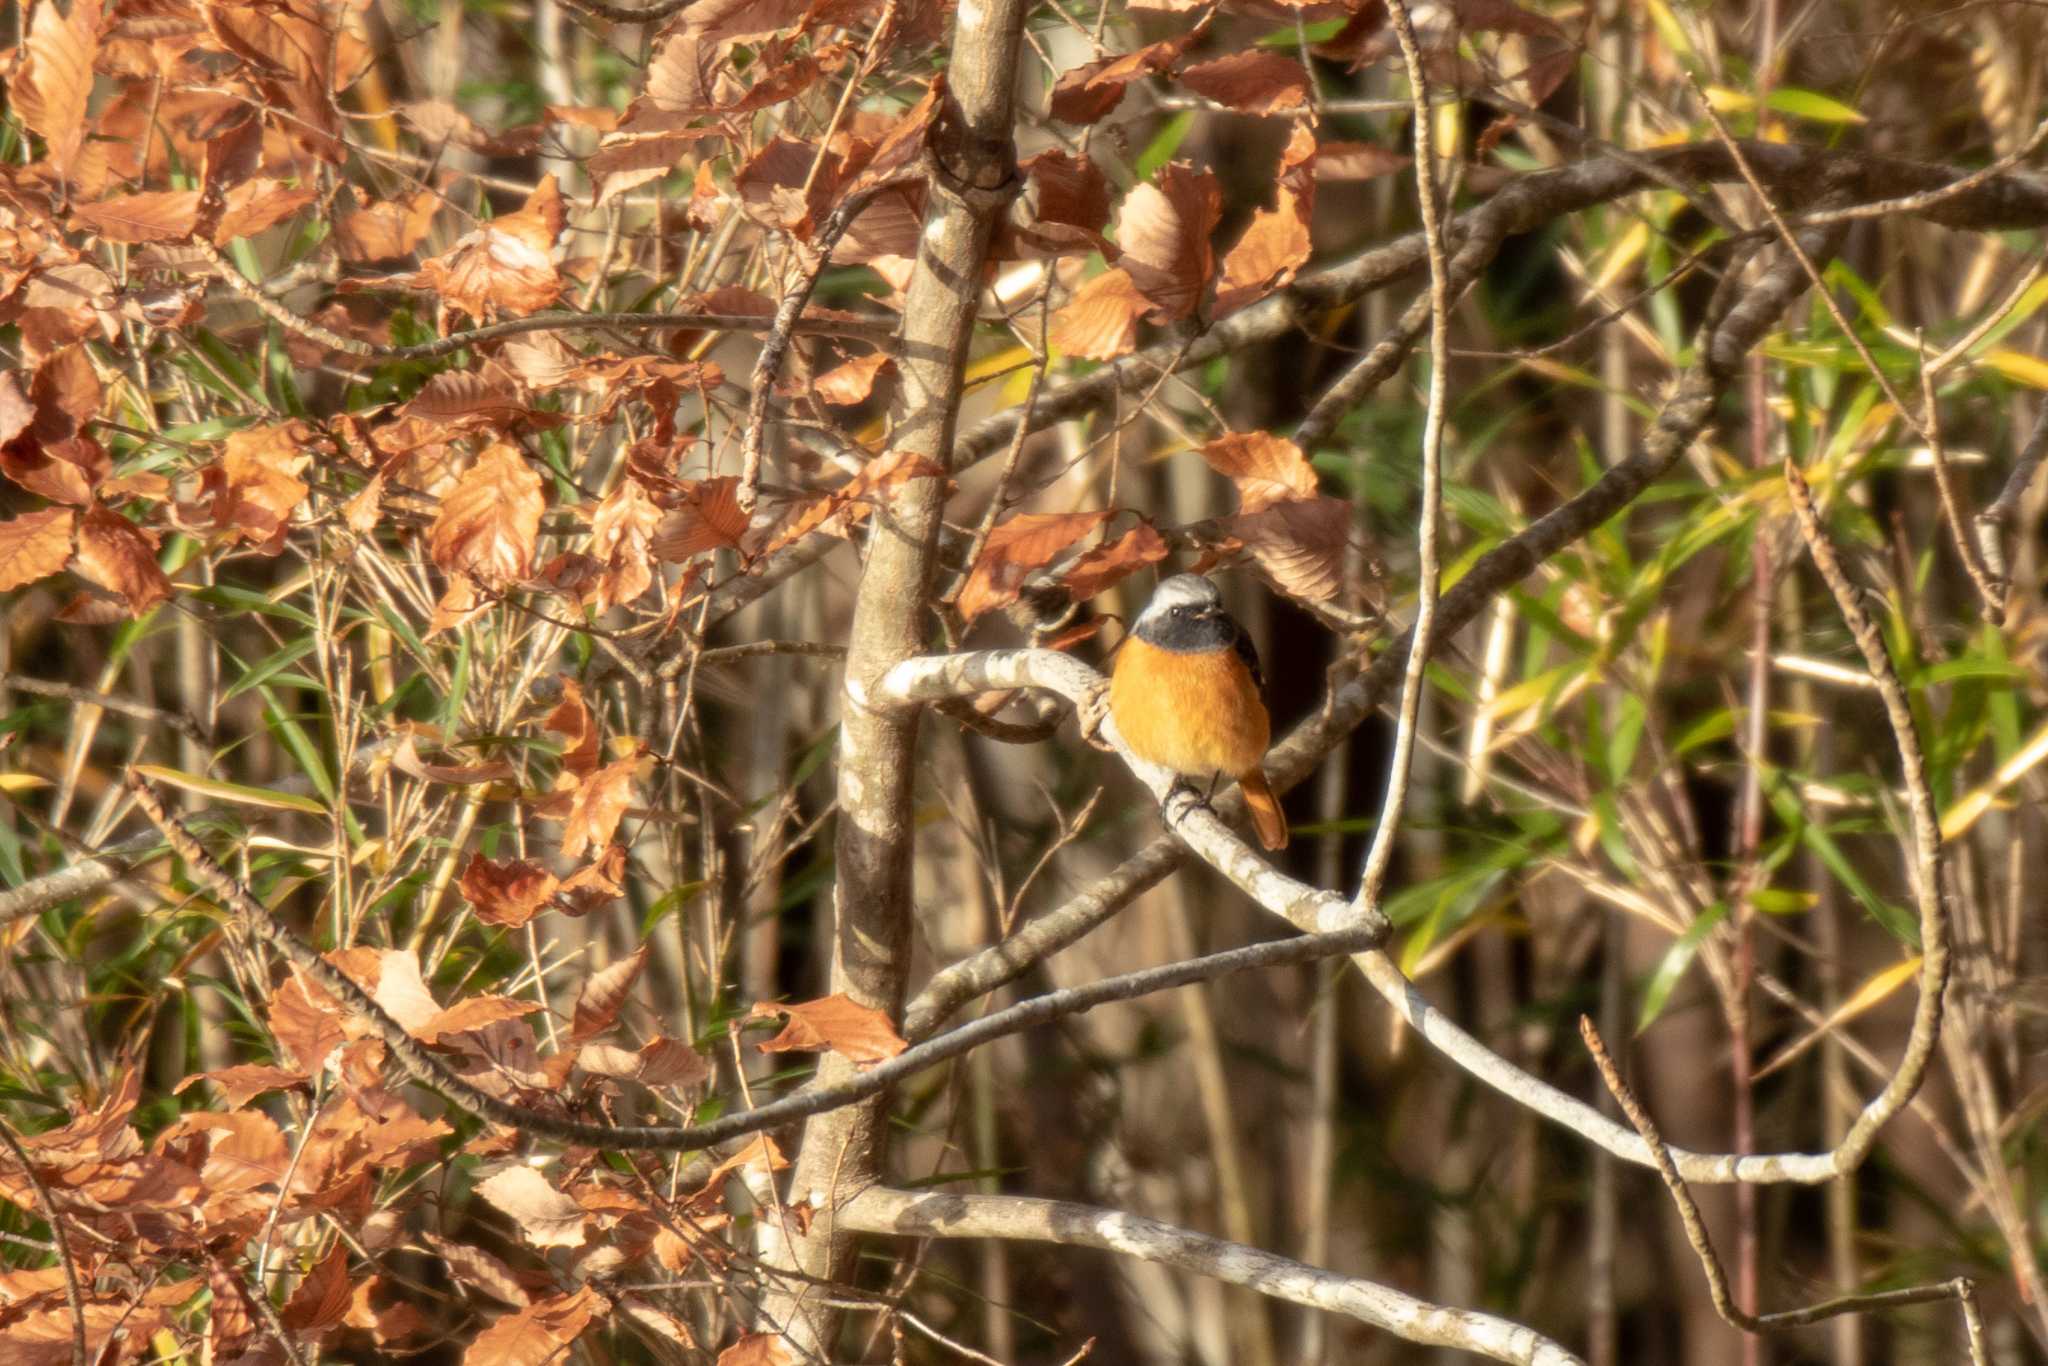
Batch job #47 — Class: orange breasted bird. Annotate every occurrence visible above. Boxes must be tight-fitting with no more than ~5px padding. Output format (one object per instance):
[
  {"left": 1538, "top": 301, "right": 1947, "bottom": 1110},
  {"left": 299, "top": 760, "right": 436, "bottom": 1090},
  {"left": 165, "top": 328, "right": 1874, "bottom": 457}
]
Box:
[{"left": 1110, "top": 574, "right": 1289, "bottom": 851}]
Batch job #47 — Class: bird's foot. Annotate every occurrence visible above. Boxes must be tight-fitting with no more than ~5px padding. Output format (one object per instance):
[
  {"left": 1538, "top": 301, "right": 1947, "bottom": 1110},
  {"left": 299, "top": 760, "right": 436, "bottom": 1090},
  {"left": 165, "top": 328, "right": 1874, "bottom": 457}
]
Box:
[
  {"left": 1078, "top": 681, "right": 1116, "bottom": 753},
  {"left": 1163, "top": 777, "right": 1220, "bottom": 825}
]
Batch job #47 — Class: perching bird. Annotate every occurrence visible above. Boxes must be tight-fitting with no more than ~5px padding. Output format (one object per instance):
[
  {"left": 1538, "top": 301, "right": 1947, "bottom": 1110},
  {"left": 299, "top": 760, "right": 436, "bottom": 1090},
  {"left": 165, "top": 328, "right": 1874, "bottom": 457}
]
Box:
[{"left": 1109, "top": 574, "right": 1288, "bottom": 851}]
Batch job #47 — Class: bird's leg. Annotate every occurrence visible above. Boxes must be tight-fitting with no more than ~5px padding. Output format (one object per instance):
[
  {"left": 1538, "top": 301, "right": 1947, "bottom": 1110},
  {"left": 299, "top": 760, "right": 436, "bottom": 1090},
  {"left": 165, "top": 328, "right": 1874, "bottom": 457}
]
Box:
[{"left": 1164, "top": 773, "right": 1223, "bottom": 825}]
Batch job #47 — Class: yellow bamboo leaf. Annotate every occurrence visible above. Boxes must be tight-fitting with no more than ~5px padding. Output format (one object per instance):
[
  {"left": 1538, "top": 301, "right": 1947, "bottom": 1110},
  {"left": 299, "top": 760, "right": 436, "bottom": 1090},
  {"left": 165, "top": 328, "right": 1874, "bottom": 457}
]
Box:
[
  {"left": 1753, "top": 955, "right": 1922, "bottom": 1081},
  {"left": 1593, "top": 220, "right": 1650, "bottom": 292},
  {"left": 128, "top": 764, "right": 328, "bottom": 815},
  {"left": 1942, "top": 715, "right": 2048, "bottom": 839},
  {"left": 0, "top": 774, "right": 51, "bottom": 793},
  {"left": 1981, "top": 347, "right": 2048, "bottom": 388}
]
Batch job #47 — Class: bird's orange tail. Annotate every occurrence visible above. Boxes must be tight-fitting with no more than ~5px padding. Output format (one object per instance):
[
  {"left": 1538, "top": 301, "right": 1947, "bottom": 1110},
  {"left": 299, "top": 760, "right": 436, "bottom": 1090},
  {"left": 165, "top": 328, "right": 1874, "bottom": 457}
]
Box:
[{"left": 1239, "top": 770, "right": 1288, "bottom": 851}]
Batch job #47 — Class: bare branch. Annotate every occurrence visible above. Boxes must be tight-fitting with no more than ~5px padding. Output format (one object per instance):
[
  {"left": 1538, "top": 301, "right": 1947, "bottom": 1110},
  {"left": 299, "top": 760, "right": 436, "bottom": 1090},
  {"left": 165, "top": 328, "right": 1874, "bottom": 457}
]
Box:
[{"left": 840, "top": 1187, "right": 1585, "bottom": 1366}]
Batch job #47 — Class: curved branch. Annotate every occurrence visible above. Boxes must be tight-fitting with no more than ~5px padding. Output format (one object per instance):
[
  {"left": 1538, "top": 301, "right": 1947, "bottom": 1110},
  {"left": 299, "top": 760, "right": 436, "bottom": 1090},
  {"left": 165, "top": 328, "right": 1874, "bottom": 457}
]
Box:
[{"left": 840, "top": 1187, "right": 1585, "bottom": 1366}]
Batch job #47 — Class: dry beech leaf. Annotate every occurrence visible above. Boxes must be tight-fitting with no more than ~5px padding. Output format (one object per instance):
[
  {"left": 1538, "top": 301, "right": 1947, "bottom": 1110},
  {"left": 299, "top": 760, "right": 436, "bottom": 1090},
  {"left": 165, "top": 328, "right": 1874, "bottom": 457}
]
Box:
[
  {"left": 459, "top": 853, "right": 561, "bottom": 928},
  {"left": 1177, "top": 51, "right": 1311, "bottom": 114},
  {"left": 1048, "top": 35, "right": 1192, "bottom": 125},
  {"left": 72, "top": 189, "right": 203, "bottom": 244},
  {"left": 215, "top": 179, "right": 318, "bottom": 244},
  {"left": 200, "top": 421, "right": 314, "bottom": 553},
  {"left": 0, "top": 507, "right": 76, "bottom": 593},
  {"left": 208, "top": 1260, "right": 259, "bottom": 1362},
  {"left": 758, "top": 449, "right": 948, "bottom": 558},
  {"left": 173, "top": 1063, "right": 304, "bottom": 1109},
  {"left": 813, "top": 351, "right": 894, "bottom": 405},
  {"left": 464, "top": 1285, "right": 605, "bottom": 1366},
  {"left": 15, "top": 0, "right": 101, "bottom": 178},
  {"left": 582, "top": 1035, "right": 712, "bottom": 1089},
  {"left": 1316, "top": 141, "right": 1412, "bottom": 181},
  {"left": 347, "top": 1275, "right": 429, "bottom": 1346},
  {"left": 282, "top": 1241, "right": 354, "bottom": 1339},
  {"left": 428, "top": 442, "right": 544, "bottom": 589},
  {"left": 582, "top": 475, "right": 662, "bottom": 610},
  {"left": 957, "top": 509, "right": 1111, "bottom": 623},
  {"left": 1216, "top": 124, "right": 1316, "bottom": 317},
  {"left": 336, "top": 191, "right": 441, "bottom": 263},
  {"left": 421, "top": 1232, "right": 530, "bottom": 1309},
  {"left": 559, "top": 753, "right": 639, "bottom": 860},
  {"left": 1060, "top": 521, "right": 1169, "bottom": 602},
  {"left": 73, "top": 503, "right": 170, "bottom": 615},
  {"left": 651, "top": 476, "right": 747, "bottom": 561},
  {"left": 718, "top": 1334, "right": 794, "bottom": 1366},
  {"left": 269, "top": 971, "right": 346, "bottom": 1073},
  {"left": 417, "top": 995, "right": 542, "bottom": 1045},
  {"left": 475, "top": 1166, "right": 590, "bottom": 1250},
  {"left": 1048, "top": 268, "right": 1151, "bottom": 361},
  {"left": 572, "top": 943, "right": 648, "bottom": 1041},
  {"left": 1218, "top": 495, "right": 1350, "bottom": 603},
  {"left": 392, "top": 732, "right": 517, "bottom": 785},
  {"left": 545, "top": 678, "right": 602, "bottom": 775},
  {"left": 1118, "top": 163, "right": 1220, "bottom": 322},
  {"left": 1200, "top": 431, "right": 1319, "bottom": 510},
  {"left": 418, "top": 175, "right": 565, "bottom": 321},
  {"left": 752, "top": 993, "right": 908, "bottom": 1066}
]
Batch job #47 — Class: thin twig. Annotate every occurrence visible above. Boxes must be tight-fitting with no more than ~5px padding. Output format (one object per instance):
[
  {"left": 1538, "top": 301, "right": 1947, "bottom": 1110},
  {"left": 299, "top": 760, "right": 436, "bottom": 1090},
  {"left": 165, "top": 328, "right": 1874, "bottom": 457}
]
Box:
[
  {"left": 1579, "top": 1018, "right": 1984, "bottom": 1359},
  {"left": 1355, "top": 0, "right": 1449, "bottom": 917},
  {"left": 2, "top": 675, "right": 208, "bottom": 746},
  {"left": 737, "top": 175, "right": 915, "bottom": 514},
  {"left": 1914, "top": 340, "right": 2004, "bottom": 615}
]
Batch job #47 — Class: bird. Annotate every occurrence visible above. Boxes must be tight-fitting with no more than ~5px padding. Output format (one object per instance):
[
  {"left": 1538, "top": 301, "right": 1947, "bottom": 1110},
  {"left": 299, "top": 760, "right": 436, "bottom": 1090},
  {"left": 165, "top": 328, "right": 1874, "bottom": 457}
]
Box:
[{"left": 1108, "top": 574, "right": 1288, "bottom": 851}]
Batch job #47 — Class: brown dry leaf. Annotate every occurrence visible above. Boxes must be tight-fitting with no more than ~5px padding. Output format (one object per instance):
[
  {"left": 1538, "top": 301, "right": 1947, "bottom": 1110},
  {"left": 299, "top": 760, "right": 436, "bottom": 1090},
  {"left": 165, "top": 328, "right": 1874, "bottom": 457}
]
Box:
[
  {"left": 173, "top": 1063, "right": 304, "bottom": 1108},
  {"left": 692, "top": 1135, "right": 789, "bottom": 1206},
  {"left": 589, "top": 102, "right": 722, "bottom": 205},
  {"left": 73, "top": 503, "right": 170, "bottom": 615},
  {"left": 72, "top": 189, "right": 203, "bottom": 244},
  {"left": 557, "top": 845, "right": 627, "bottom": 916},
  {"left": 281, "top": 1241, "right": 354, "bottom": 1339},
  {"left": 269, "top": 971, "right": 347, "bottom": 1073},
  {"left": 417, "top": 995, "right": 543, "bottom": 1045},
  {"left": 421, "top": 1232, "right": 530, "bottom": 1309},
  {"left": 1315, "top": 140, "right": 1412, "bottom": 181},
  {"left": 718, "top": 1335, "right": 793, "bottom": 1366},
  {"left": 1216, "top": 124, "right": 1316, "bottom": 317},
  {"left": 1218, "top": 495, "right": 1350, "bottom": 602},
  {"left": 650, "top": 476, "right": 747, "bottom": 562},
  {"left": 1177, "top": 51, "right": 1311, "bottom": 114},
  {"left": 475, "top": 1166, "right": 591, "bottom": 1250},
  {"left": 683, "top": 0, "right": 813, "bottom": 42},
  {"left": 400, "top": 370, "right": 531, "bottom": 431},
  {"left": 559, "top": 754, "right": 639, "bottom": 861},
  {"left": 391, "top": 731, "right": 517, "bottom": 785},
  {"left": 346, "top": 1276, "right": 428, "bottom": 1346},
  {"left": 1119, "top": 163, "right": 1221, "bottom": 321},
  {"left": 1003, "top": 148, "right": 1115, "bottom": 258},
  {"left": 957, "top": 509, "right": 1111, "bottom": 623},
  {"left": 0, "top": 507, "right": 75, "bottom": 593},
  {"left": 1060, "top": 521, "right": 1169, "bottom": 602},
  {"left": 200, "top": 421, "right": 313, "bottom": 552},
  {"left": 1047, "top": 268, "right": 1150, "bottom": 361},
  {"left": 428, "top": 442, "right": 544, "bottom": 589},
  {"left": 582, "top": 1035, "right": 711, "bottom": 1089},
  {"left": 757, "top": 449, "right": 947, "bottom": 558},
  {"left": 752, "top": 993, "right": 908, "bottom": 1066},
  {"left": 459, "top": 853, "right": 561, "bottom": 929},
  {"left": 171, "top": 1110, "right": 289, "bottom": 1192},
  {"left": 735, "top": 136, "right": 838, "bottom": 236},
  {"left": 14, "top": 0, "right": 101, "bottom": 179},
  {"left": 336, "top": 191, "right": 441, "bottom": 263},
  {"left": 1048, "top": 35, "right": 1191, "bottom": 125},
  {"left": 418, "top": 175, "right": 564, "bottom": 321},
  {"left": 214, "top": 179, "right": 318, "bottom": 244},
  {"left": 206, "top": 1261, "right": 260, "bottom": 1363},
  {"left": 571, "top": 943, "right": 648, "bottom": 1041},
  {"left": 582, "top": 475, "right": 662, "bottom": 609},
  {"left": 545, "top": 677, "right": 601, "bottom": 775},
  {"left": 463, "top": 1287, "right": 605, "bottom": 1366},
  {"left": 1200, "top": 431, "right": 1319, "bottom": 510},
  {"left": 813, "top": 351, "right": 894, "bottom": 406}
]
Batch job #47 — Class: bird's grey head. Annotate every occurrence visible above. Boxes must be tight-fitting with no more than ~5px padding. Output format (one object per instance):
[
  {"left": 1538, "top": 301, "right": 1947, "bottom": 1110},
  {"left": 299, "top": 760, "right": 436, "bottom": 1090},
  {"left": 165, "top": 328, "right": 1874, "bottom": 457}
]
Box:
[{"left": 1133, "top": 574, "right": 1231, "bottom": 650}]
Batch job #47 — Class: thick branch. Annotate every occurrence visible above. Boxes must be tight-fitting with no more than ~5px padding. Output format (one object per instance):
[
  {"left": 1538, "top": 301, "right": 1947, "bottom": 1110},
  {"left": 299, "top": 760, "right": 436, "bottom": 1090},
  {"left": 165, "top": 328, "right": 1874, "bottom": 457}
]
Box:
[{"left": 841, "top": 1187, "right": 1585, "bottom": 1366}]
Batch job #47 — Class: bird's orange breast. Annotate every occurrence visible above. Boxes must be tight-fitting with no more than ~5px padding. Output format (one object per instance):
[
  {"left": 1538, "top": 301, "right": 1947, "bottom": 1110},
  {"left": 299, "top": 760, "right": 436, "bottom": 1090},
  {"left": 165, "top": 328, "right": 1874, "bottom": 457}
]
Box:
[{"left": 1110, "top": 635, "right": 1271, "bottom": 779}]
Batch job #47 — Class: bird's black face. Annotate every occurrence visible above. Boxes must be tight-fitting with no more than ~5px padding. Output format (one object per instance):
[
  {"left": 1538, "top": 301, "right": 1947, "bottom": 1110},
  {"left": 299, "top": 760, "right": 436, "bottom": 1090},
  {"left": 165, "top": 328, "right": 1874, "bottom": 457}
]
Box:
[{"left": 1134, "top": 576, "right": 1238, "bottom": 653}]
